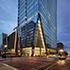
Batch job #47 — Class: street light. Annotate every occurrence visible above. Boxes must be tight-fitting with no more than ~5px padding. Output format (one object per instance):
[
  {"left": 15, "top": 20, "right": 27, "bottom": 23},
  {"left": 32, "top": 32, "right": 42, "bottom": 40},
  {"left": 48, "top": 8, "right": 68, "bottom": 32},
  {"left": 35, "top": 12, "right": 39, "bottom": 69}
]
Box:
[
  {"left": 4, "top": 45, "right": 7, "bottom": 58},
  {"left": 4, "top": 45, "right": 7, "bottom": 48}
]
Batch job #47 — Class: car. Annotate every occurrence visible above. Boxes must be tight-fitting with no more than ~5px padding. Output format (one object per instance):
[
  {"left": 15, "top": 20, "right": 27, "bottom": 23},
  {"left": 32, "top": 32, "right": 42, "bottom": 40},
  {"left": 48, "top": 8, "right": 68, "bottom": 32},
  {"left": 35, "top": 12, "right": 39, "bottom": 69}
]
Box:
[
  {"left": 58, "top": 49, "right": 68, "bottom": 60},
  {"left": 58, "top": 55, "right": 66, "bottom": 60}
]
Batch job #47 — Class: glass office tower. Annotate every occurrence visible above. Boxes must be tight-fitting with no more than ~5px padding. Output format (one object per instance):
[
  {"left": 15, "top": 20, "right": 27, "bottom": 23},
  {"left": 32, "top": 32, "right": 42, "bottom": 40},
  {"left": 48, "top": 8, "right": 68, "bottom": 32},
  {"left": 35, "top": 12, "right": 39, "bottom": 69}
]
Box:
[{"left": 18, "top": 0, "right": 57, "bottom": 56}]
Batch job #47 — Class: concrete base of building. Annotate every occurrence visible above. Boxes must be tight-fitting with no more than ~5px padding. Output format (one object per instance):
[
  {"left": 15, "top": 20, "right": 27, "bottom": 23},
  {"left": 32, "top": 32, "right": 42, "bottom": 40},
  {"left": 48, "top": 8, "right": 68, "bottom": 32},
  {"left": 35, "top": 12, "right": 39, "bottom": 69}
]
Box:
[{"left": 17, "top": 47, "right": 46, "bottom": 57}]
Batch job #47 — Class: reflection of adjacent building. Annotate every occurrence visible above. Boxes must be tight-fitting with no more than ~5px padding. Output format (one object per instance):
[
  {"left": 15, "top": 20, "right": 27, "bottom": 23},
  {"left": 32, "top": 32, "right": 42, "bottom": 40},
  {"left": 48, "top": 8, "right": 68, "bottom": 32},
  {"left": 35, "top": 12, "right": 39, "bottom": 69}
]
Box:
[
  {"left": 7, "top": 32, "right": 18, "bottom": 56},
  {"left": 18, "top": 0, "right": 57, "bottom": 56}
]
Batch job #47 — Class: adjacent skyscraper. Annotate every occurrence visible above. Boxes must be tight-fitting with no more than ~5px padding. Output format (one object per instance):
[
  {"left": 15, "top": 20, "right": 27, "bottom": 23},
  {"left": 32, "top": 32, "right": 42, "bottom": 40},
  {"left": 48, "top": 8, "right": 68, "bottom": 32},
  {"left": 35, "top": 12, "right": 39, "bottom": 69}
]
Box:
[{"left": 18, "top": 0, "right": 57, "bottom": 56}]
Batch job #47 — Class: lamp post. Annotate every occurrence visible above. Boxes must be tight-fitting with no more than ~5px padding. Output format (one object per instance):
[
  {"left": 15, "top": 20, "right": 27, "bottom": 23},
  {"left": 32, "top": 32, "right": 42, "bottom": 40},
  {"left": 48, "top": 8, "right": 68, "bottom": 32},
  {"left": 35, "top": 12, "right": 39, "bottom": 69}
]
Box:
[{"left": 4, "top": 45, "right": 7, "bottom": 58}]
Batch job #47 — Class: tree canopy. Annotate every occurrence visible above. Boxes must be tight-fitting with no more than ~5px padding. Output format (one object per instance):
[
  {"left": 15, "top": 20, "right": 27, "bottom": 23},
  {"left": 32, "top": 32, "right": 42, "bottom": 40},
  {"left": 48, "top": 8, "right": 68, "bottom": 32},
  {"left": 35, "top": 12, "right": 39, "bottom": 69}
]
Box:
[{"left": 57, "top": 42, "right": 64, "bottom": 50}]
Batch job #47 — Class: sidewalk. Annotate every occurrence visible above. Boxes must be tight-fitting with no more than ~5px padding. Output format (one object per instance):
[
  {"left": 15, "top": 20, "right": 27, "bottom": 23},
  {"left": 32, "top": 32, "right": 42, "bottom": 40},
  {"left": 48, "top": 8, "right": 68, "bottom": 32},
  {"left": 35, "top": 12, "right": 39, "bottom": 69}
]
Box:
[
  {"left": 0, "top": 63, "right": 18, "bottom": 70},
  {"left": 0, "top": 57, "right": 4, "bottom": 61},
  {"left": 0, "top": 56, "right": 13, "bottom": 61}
]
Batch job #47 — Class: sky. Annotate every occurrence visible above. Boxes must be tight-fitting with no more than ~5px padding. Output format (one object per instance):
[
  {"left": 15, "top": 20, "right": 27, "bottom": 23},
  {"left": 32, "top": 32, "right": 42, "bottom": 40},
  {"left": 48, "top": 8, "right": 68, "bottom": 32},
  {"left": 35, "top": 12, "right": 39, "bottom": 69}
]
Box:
[
  {"left": 0, "top": 0, "right": 70, "bottom": 51},
  {"left": 57, "top": 0, "right": 70, "bottom": 52},
  {"left": 0, "top": 0, "right": 18, "bottom": 34}
]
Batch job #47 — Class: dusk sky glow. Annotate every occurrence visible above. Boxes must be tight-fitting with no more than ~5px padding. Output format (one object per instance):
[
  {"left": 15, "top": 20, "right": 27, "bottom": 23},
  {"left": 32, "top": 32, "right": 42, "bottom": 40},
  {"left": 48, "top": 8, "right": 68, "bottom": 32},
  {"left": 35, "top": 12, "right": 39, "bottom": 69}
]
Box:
[
  {"left": 0, "top": 0, "right": 70, "bottom": 51},
  {"left": 57, "top": 0, "right": 70, "bottom": 51}
]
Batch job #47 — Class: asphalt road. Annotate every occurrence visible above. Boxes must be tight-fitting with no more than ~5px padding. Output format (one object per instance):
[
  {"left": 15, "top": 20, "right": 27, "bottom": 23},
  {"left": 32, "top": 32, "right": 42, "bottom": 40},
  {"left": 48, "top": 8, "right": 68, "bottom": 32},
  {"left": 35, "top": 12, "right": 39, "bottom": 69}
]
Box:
[
  {"left": 45, "top": 56, "right": 70, "bottom": 70},
  {"left": 0, "top": 56, "right": 70, "bottom": 70}
]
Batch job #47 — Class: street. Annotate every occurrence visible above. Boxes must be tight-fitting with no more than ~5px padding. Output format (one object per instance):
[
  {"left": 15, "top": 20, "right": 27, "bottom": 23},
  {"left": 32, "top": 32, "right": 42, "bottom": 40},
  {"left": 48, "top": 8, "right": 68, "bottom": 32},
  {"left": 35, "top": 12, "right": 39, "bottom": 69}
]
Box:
[{"left": 0, "top": 56, "right": 70, "bottom": 70}]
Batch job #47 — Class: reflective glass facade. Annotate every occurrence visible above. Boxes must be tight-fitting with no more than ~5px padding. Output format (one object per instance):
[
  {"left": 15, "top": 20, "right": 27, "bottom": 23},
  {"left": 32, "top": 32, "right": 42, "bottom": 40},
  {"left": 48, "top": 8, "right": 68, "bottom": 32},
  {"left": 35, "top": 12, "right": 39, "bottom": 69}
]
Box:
[
  {"left": 18, "top": 0, "right": 57, "bottom": 48},
  {"left": 38, "top": 0, "right": 57, "bottom": 47},
  {"left": 20, "top": 21, "right": 36, "bottom": 48}
]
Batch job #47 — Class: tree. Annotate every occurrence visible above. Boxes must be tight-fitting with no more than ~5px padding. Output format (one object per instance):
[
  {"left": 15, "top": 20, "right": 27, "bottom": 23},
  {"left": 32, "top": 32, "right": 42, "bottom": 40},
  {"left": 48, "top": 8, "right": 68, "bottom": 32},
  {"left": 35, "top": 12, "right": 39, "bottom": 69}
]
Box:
[
  {"left": 64, "top": 51, "right": 68, "bottom": 56},
  {"left": 56, "top": 42, "right": 64, "bottom": 54},
  {"left": 57, "top": 42, "right": 64, "bottom": 50}
]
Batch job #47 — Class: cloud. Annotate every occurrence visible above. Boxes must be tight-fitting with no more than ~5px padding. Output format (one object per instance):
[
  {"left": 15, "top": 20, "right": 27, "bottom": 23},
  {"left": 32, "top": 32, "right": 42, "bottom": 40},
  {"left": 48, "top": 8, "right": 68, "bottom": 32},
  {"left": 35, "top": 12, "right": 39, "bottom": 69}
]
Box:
[
  {"left": 57, "top": 0, "right": 70, "bottom": 51},
  {"left": 0, "top": 0, "right": 17, "bottom": 34}
]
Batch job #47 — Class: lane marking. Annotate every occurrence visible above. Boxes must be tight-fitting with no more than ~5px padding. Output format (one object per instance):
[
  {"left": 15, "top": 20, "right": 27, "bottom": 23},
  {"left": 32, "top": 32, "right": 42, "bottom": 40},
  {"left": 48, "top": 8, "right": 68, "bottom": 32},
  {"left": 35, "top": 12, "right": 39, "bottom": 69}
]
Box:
[
  {"left": 45, "top": 63, "right": 57, "bottom": 70},
  {"left": 2, "top": 63, "right": 18, "bottom": 70},
  {"left": 30, "top": 63, "right": 54, "bottom": 70}
]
